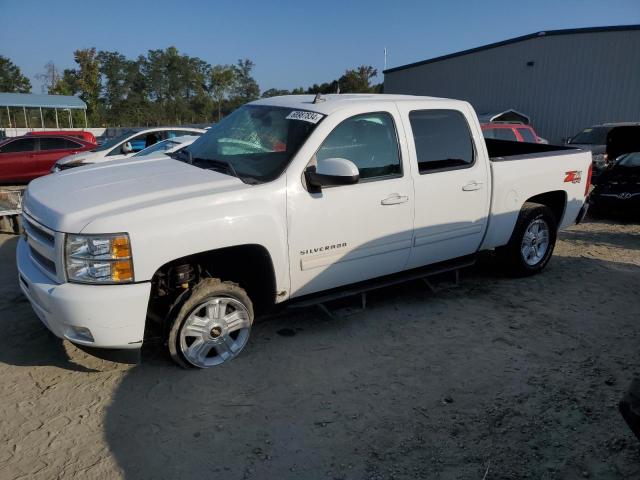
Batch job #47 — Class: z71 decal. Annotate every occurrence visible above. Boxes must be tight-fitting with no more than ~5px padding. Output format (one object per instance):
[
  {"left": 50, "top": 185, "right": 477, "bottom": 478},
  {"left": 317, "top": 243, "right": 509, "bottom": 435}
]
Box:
[{"left": 564, "top": 170, "right": 582, "bottom": 183}]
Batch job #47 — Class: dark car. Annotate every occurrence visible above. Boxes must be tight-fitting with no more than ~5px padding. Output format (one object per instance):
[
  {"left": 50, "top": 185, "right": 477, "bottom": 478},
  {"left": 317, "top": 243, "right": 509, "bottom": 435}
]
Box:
[
  {"left": 590, "top": 152, "right": 640, "bottom": 217},
  {"left": 0, "top": 135, "right": 96, "bottom": 184},
  {"left": 566, "top": 122, "right": 640, "bottom": 178}
]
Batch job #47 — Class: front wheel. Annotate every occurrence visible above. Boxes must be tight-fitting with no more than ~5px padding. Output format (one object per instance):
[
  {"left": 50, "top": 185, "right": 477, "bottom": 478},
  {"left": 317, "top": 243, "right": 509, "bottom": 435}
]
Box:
[
  {"left": 168, "top": 278, "right": 254, "bottom": 368},
  {"left": 497, "top": 202, "right": 557, "bottom": 277}
]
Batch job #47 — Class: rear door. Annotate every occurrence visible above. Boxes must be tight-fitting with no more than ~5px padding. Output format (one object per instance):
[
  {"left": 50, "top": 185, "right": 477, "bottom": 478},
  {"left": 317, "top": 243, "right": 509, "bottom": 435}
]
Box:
[
  {"left": 396, "top": 103, "right": 490, "bottom": 268},
  {"left": 286, "top": 108, "right": 414, "bottom": 297}
]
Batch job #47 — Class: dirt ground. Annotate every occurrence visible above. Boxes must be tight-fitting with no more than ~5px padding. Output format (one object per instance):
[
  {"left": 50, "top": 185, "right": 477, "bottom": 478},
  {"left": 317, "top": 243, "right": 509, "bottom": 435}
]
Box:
[{"left": 0, "top": 217, "right": 639, "bottom": 480}]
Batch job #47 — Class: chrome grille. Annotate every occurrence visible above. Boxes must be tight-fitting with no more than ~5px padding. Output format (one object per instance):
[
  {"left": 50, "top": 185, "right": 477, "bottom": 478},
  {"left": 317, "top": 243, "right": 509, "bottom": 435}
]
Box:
[{"left": 22, "top": 213, "right": 60, "bottom": 281}]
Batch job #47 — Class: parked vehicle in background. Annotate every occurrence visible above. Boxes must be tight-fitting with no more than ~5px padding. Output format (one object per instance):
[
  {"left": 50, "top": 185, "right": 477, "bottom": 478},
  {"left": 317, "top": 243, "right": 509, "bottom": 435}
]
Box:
[
  {"left": 132, "top": 135, "right": 200, "bottom": 160},
  {"left": 590, "top": 151, "right": 640, "bottom": 216},
  {"left": 51, "top": 127, "right": 206, "bottom": 171},
  {"left": 0, "top": 135, "right": 96, "bottom": 184},
  {"left": 566, "top": 122, "right": 640, "bottom": 178},
  {"left": 482, "top": 122, "right": 543, "bottom": 143},
  {"left": 17, "top": 94, "right": 591, "bottom": 368},
  {"left": 26, "top": 130, "right": 97, "bottom": 144}
]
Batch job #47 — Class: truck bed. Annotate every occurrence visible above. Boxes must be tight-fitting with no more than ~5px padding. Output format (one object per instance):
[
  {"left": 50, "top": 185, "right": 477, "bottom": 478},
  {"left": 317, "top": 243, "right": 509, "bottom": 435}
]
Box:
[
  {"left": 480, "top": 139, "right": 592, "bottom": 251},
  {"left": 485, "top": 138, "right": 578, "bottom": 161}
]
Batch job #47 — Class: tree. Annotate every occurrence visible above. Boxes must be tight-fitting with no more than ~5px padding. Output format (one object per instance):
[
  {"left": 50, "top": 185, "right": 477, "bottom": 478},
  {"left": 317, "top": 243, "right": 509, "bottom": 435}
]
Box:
[
  {"left": 36, "top": 61, "right": 60, "bottom": 93},
  {"left": 49, "top": 69, "right": 79, "bottom": 96},
  {"left": 0, "top": 56, "right": 31, "bottom": 93},
  {"left": 209, "top": 64, "right": 236, "bottom": 121},
  {"left": 73, "top": 48, "right": 102, "bottom": 124},
  {"left": 338, "top": 65, "right": 378, "bottom": 93},
  {"left": 261, "top": 88, "right": 291, "bottom": 98},
  {"left": 230, "top": 59, "right": 260, "bottom": 107}
]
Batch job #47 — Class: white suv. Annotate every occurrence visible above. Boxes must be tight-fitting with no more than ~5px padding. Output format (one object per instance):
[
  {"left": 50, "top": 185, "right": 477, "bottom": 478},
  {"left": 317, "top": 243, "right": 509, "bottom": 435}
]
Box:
[{"left": 52, "top": 127, "right": 206, "bottom": 171}]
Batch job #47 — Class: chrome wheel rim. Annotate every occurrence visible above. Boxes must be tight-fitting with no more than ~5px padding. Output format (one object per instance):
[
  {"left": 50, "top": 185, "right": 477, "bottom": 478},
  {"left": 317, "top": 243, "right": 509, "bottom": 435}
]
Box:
[
  {"left": 521, "top": 218, "right": 550, "bottom": 266},
  {"left": 179, "top": 297, "right": 251, "bottom": 368}
]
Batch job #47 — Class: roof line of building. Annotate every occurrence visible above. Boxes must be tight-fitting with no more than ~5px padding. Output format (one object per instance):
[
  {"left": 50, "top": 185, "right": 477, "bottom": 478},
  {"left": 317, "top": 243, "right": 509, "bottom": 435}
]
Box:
[{"left": 383, "top": 24, "right": 640, "bottom": 74}]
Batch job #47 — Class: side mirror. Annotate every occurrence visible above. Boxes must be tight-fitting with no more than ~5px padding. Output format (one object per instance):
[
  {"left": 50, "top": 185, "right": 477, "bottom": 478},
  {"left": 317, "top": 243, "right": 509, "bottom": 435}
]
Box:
[
  {"left": 305, "top": 157, "right": 359, "bottom": 192},
  {"left": 122, "top": 141, "right": 133, "bottom": 154}
]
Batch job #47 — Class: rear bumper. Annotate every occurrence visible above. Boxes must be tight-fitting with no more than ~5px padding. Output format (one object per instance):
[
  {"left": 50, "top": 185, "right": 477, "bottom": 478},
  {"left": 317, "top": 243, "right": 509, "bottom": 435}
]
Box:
[{"left": 17, "top": 238, "right": 151, "bottom": 352}]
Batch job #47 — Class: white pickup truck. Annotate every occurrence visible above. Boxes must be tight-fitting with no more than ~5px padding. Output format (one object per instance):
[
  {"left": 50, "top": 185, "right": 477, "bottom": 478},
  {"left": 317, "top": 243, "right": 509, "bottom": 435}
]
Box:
[{"left": 17, "top": 94, "right": 591, "bottom": 368}]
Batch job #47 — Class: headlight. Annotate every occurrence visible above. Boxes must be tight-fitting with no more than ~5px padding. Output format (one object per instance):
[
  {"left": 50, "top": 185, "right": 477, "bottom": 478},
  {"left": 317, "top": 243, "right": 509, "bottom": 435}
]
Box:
[{"left": 65, "top": 233, "right": 134, "bottom": 284}]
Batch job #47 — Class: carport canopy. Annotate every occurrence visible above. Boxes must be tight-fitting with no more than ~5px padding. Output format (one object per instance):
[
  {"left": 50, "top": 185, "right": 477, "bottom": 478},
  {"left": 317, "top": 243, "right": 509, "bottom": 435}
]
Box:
[{"left": 0, "top": 92, "right": 87, "bottom": 129}]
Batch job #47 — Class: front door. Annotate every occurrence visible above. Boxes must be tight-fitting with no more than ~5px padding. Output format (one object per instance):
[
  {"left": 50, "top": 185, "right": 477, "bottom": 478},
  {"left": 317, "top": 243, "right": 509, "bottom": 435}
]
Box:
[
  {"left": 287, "top": 110, "right": 414, "bottom": 298},
  {"left": 396, "top": 103, "right": 490, "bottom": 268}
]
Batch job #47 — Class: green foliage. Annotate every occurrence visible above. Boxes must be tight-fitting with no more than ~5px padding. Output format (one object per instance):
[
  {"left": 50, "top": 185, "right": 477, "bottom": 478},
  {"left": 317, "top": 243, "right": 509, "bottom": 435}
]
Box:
[
  {"left": 0, "top": 55, "right": 32, "bottom": 93},
  {"left": 12, "top": 47, "right": 382, "bottom": 127},
  {"left": 208, "top": 64, "right": 236, "bottom": 121}
]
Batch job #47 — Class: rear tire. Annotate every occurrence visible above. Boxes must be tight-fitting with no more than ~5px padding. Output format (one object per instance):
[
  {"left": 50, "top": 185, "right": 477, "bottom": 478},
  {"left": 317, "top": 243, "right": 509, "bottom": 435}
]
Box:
[
  {"left": 497, "top": 202, "right": 557, "bottom": 277},
  {"left": 168, "top": 278, "right": 254, "bottom": 369}
]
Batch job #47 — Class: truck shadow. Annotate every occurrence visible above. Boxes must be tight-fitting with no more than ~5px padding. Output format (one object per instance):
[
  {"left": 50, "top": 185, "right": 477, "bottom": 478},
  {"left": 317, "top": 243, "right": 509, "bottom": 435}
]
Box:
[
  {"left": 102, "top": 249, "right": 640, "bottom": 479},
  {"left": 0, "top": 235, "right": 99, "bottom": 372}
]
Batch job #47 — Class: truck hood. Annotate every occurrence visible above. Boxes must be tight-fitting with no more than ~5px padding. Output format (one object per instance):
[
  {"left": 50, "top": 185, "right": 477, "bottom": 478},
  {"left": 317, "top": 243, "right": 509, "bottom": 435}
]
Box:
[{"left": 24, "top": 157, "right": 246, "bottom": 232}]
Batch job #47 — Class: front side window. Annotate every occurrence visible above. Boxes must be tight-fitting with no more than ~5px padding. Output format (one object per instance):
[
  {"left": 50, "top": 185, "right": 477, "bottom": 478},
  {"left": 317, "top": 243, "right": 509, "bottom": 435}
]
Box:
[
  {"left": 410, "top": 110, "right": 474, "bottom": 173},
  {"left": 93, "top": 129, "right": 139, "bottom": 152},
  {"left": 0, "top": 138, "right": 37, "bottom": 153},
  {"left": 315, "top": 112, "right": 401, "bottom": 180},
  {"left": 182, "top": 105, "right": 323, "bottom": 184}
]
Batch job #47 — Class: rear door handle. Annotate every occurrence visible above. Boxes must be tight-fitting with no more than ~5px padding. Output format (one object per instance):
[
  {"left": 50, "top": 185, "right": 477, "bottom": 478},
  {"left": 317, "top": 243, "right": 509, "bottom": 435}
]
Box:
[
  {"left": 381, "top": 194, "right": 409, "bottom": 205},
  {"left": 462, "top": 181, "right": 484, "bottom": 191}
]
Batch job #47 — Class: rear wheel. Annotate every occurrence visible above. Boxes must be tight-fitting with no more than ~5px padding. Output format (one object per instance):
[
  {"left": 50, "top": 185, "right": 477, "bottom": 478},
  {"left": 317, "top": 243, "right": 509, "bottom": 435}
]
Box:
[
  {"left": 168, "top": 278, "right": 254, "bottom": 368},
  {"left": 497, "top": 202, "right": 557, "bottom": 276}
]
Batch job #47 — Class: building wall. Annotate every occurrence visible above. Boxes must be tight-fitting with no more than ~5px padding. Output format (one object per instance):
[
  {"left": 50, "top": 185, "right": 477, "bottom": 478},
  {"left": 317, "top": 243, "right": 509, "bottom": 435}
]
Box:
[{"left": 384, "top": 30, "right": 640, "bottom": 143}]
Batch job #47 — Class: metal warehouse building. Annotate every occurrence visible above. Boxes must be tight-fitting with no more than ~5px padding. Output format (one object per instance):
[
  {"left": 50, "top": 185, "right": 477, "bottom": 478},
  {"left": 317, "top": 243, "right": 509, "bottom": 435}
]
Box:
[{"left": 383, "top": 25, "right": 640, "bottom": 143}]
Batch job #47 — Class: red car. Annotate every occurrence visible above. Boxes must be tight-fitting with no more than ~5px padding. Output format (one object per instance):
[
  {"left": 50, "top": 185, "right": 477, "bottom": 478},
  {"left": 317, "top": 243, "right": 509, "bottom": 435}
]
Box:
[
  {"left": 26, "top": 130, "right": 97, "bottom": 144},
  {"left": 0, "top": 135, "right": 97, "bottom": 184},
  {"left": 482, "top": 123, "right": 543, "bottom": 143}
]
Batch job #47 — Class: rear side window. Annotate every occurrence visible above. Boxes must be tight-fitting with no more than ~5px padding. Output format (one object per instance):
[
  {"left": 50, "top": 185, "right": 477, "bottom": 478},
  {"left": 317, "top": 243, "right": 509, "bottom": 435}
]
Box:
[
  {"left": 0, "top": 138, "right": 37, "bottom": 153},
  {"left": 518, "top": 128, "right": 537, "bottom": 143},
  {"left": 483, "top": 127, "right": 518, "bottom": 141},
  {"left": 316, "top": 112, "right": 401, "bottom": 180},
  {"left": 409, "top": 110, "right": 474, "bottom": 173}
]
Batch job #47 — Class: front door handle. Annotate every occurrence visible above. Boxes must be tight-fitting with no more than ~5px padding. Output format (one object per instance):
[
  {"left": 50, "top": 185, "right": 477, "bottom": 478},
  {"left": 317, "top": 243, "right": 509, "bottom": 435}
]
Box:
[
  {"left": 462, "top": 181, "right": 484, "bottom": 191},
  {"left": 381, "top": 194, "right": 409, "bottom": 205}
]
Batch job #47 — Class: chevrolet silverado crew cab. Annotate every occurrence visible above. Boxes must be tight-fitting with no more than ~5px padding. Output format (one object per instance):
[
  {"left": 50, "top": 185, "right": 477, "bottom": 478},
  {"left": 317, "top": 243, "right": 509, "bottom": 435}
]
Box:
[{"left": 17, "top": 94, "right": 592, "bottom": 368}]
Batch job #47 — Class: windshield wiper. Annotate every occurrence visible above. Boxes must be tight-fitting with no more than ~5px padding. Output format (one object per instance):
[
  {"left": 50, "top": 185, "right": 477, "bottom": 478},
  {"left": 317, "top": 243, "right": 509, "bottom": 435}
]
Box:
[{"left": 193, "top": 157, "right": 240, "bottom": 179}]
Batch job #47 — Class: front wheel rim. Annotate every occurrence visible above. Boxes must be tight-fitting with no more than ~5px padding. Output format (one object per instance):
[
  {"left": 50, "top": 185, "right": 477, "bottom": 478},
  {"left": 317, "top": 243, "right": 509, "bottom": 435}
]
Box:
[
  {"left": 179, "top": 296, "right": 251, "bottom": 368},
  {"left": 521, "top": 218, "right": 550, "bottom": 266}
]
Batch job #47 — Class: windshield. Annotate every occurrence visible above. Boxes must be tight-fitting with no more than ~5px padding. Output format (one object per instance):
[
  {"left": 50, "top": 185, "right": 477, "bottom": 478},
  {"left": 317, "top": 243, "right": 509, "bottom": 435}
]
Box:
[
  {"left": 181, "top": 105, "right": 323, "bottom": 184},
  {"left": 616, "top": 152, "right": 640, "bottom": 168},
  {"left": 569, "top": 127, "right": 610, "bottom": 145},
  {"left": 134, "top": 138, "right": 181, "bottom": 157},
  {"left": 92, "top": 129, "right": 140, "bottom": 152}
]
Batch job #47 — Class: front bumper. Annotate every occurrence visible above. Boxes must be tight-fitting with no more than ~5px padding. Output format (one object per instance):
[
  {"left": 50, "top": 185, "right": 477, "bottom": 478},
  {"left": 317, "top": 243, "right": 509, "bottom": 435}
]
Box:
[{"left": 17, "top": 238, "right": 151, "bottom": 351}]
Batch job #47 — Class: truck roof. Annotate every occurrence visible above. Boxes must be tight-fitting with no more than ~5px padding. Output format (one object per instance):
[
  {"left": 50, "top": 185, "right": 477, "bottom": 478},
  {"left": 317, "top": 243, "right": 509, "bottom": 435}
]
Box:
[{"left": 251, "top": 94, "right": 467, "bottom": 115}]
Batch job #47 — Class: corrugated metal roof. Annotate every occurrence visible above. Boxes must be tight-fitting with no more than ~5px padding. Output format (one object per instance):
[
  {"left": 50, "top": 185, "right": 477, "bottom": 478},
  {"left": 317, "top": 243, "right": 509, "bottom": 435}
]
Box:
[
  {"left": 383, "top": 24, "right": 640, "bottom": 74},
  {"left": 0, "top": 92, "right": 86, "bottom": 109}
]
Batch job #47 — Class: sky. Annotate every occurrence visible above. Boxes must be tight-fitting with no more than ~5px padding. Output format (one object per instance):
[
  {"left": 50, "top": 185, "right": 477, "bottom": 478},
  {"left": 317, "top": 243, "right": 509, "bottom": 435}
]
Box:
[{"left": 1, "top": 0, "right": 639, "bottom": 93}]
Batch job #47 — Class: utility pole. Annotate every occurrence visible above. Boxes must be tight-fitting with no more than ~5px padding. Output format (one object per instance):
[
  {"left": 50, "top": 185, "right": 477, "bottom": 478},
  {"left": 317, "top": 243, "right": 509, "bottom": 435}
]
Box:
[{"left": 384, "top": 47, "right": 388, "bottom": 70}]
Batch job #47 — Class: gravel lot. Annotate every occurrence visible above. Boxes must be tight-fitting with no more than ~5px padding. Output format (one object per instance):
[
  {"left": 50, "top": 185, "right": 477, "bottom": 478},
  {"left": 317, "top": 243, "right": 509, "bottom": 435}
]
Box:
[{"left": 1, "top": 217, "right": 639, "bottom": 480}]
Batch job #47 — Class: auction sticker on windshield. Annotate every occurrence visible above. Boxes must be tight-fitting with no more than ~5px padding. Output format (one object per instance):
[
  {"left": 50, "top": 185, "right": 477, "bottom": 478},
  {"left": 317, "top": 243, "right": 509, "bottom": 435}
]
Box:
[{"left": 286, "top": 111, "right": 324, "bottom": 124}]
